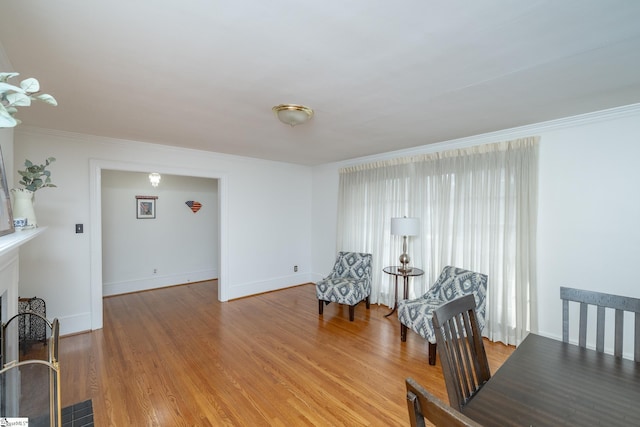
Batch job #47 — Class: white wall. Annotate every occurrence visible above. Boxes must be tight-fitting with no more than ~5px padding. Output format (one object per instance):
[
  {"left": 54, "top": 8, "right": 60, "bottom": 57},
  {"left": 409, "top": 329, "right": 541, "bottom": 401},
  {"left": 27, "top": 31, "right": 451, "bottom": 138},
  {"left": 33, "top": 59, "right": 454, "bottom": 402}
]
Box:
[
  {"left": 312, "top": 104, "right": 640, "bottom": 353},
  {"left": 310, "top": 163, "right": 340, "bottom": 277},
  {"left": 536, "top": 109, "right": 640, "bottom": 344},
  {"left": 101, "top": 170, "right": 218, "bottom": 296},
  {"left": 14, "top": 127, "right": 313, "bottom": 335},
  {"left": 9, "top": 103, "right": 640, "bottom": 350}
]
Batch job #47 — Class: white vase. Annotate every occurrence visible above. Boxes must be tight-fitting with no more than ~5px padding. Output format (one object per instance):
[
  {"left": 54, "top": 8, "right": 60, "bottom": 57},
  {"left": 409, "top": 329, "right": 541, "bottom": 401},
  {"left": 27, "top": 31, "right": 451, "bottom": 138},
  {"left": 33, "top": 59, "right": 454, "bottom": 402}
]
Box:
[{"left": 10, "top": 188, "right": 37, "bottom": 228}]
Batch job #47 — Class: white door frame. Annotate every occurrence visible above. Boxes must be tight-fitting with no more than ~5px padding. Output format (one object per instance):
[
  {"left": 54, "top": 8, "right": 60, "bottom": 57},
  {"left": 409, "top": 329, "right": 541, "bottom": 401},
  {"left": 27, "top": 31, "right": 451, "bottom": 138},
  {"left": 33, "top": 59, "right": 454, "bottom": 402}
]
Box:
[{"left": 89, "top": 159, "right": 228, "bottom": 330}]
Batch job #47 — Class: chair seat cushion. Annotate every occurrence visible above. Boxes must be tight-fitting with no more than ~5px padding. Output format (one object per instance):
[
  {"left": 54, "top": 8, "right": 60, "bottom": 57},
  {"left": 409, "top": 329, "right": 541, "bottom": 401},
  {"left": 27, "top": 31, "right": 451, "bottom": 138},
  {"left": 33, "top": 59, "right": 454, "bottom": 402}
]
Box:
[
  {"left": 398, "top": 297, "right": 441, "bottom": 342},
  {"left": 316, "top": 278, "right": 369, "bottom": 306}
]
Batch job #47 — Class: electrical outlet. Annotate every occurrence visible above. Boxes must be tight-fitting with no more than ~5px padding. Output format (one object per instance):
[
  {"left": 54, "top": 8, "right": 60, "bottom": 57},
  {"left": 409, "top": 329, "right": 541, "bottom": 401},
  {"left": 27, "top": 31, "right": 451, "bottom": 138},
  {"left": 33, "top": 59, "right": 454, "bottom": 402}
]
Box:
[
  {"left": 75, "top": 224, "right": 83, "bottom": 233},
  {"left": 294, "top": 265, "right": 298, "bottom": 272},
  {"left": 153, "top": 268, "right": 157, "bottom": 274}
]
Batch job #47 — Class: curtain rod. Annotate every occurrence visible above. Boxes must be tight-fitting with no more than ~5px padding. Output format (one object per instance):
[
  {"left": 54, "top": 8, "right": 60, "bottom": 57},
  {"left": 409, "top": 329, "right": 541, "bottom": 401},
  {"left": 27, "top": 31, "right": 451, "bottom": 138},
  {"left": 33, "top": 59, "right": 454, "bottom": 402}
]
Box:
[{"left": 340, "top": 136, "right": 539, "bottom": 174}]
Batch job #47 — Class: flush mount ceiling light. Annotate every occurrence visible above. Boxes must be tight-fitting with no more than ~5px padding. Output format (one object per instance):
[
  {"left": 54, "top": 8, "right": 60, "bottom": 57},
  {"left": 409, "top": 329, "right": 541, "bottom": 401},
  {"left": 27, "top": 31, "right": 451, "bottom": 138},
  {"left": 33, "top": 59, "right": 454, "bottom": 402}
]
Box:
[{"left": 272, "top": 104, "right": 314, "bottom": 127}]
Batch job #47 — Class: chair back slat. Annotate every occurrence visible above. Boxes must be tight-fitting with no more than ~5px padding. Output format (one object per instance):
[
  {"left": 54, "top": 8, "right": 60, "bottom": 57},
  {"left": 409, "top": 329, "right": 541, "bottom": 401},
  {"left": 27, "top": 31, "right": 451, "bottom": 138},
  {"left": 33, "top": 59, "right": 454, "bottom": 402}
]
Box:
[
  {"left": 596, "top": 305, "right": 605, "bottom": 352},
  {"left": 433, "top": 294, "right": 491, "bottom": 411},
  {"left": 562, "top": 299, "right": 569, "bottom": 342},
  {"left": 614, "top": 309, "right": 624, "bottom": 357},
  {"left": 635, "top": 313, "right": 640, "bottom": 362},
  {"left": 442, "top": 320, "right": 472, "bottom": 405},
  {"left": 560, "top": 286, "right": 640, "bottom": 362},
  {"left": 454, "top": 312, "right": 478, "bottom": 400},
  {"left": 579, "top": 302, "right": 588, "bottom": 347}
]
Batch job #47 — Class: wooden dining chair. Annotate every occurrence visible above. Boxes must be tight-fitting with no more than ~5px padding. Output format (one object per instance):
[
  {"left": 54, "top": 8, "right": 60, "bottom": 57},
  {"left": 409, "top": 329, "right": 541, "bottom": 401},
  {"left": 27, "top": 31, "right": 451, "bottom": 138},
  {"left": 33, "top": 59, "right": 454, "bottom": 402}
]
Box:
[
  {"left": 405, "top": 378, "right": 482, "bottom": 427},
  {"left": 560, "top": 286, "right": 640, "bottom": 361},
  {"left": 432, "top": 294, "right": 491, "bottom": 411}
]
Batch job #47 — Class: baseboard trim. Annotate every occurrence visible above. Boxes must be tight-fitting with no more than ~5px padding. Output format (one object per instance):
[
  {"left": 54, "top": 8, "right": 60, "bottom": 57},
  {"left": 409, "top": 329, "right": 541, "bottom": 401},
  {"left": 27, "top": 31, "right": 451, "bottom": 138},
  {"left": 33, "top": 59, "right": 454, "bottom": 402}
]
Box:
[{"left": 103, "top": 269, "right": 217, "bottom": 296}]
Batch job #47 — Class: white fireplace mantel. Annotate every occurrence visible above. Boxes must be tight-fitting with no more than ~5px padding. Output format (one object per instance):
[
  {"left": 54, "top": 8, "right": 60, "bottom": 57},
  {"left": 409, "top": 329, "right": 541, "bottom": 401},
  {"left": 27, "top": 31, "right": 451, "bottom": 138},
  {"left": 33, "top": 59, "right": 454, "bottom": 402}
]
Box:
[
  {"left": 0, "top": 227, "right": 46, "bottom": 257},
  {"left": 0, "top": 227, "right": 46, "bottom": 363},
  {"left": 0, "top": 227, "right": 46, "bottom": 301}
]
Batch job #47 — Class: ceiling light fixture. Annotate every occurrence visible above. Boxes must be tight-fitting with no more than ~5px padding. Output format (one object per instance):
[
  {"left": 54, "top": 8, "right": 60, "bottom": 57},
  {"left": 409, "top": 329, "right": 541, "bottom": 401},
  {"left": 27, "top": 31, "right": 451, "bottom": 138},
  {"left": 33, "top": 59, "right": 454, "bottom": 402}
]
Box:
[
  {"left": 272, "top": 104, "right": 314, "bottom": 127},
  {"left": 149, "top": 172, "right": 161, "bottom": 187}
]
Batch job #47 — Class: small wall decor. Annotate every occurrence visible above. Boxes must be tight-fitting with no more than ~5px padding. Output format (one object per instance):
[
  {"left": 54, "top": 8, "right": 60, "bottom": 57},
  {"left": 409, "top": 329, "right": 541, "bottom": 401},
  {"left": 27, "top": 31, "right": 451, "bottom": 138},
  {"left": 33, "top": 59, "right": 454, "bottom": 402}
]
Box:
[
  {"left": 136, "top": 195, "right": 158, "bottom": 219},
  {"left": 185, "top": 200, "right": 202, "bottom": 213}
]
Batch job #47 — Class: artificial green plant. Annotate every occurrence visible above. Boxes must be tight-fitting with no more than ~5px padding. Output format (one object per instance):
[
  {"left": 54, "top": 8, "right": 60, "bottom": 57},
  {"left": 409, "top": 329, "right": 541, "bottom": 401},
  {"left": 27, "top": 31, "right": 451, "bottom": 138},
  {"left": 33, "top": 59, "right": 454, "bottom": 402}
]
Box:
[{"left": 18, "top": 157, "right": 57, "bottom": 192}]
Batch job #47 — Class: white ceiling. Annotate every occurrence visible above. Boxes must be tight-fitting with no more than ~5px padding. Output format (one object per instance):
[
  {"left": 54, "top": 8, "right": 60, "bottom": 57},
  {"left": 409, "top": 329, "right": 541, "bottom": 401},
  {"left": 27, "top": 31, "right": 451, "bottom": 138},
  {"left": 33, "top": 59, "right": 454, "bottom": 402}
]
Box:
[{"left": 1, "top": 1, "right": 640, "bottom": 166}]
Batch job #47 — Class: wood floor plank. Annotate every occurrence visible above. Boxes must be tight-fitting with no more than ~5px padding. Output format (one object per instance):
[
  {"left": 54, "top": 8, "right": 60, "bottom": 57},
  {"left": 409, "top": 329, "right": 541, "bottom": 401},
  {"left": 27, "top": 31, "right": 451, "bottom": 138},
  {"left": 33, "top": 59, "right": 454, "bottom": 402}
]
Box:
[{"left": 57, "top": 281, "right": 513, "bottom": 426}]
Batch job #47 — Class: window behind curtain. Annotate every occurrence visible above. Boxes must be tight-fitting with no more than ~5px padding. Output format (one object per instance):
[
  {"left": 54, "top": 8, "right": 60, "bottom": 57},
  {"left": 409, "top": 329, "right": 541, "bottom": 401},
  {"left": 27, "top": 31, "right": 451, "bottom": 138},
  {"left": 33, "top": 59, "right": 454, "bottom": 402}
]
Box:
[{"left": 337, "top": 137, "right": 539, "bottom": 345}]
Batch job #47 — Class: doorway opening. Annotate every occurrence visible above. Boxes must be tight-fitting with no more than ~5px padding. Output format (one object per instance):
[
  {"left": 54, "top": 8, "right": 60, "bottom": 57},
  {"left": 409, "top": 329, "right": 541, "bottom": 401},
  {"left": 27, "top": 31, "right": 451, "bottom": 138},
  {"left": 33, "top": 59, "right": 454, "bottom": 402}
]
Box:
[{"left": 89, "top": 159, "right": 228, "bottom": 330}]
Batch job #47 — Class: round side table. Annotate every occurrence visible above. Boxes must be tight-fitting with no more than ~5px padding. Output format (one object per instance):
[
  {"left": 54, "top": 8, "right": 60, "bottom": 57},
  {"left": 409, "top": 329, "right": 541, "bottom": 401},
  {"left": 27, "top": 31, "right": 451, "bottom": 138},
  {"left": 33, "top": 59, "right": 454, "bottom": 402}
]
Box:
[{"left": 382, "top": 266, "right": 424, "bottom": 317}]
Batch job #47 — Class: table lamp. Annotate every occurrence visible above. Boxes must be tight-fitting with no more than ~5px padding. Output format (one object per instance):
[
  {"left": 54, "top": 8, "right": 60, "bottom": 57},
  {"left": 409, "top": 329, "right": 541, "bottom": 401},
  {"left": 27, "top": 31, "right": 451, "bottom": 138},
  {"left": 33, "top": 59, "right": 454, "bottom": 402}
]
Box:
[{"left": 391, "top": 217, "right": 420, "bottom": 273}]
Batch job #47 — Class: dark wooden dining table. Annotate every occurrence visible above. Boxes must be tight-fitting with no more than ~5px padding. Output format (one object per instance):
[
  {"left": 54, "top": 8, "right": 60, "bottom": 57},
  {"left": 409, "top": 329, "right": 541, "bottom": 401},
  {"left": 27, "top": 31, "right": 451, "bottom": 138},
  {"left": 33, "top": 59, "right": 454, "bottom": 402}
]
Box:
[{"left": 462, "top": 333, "right": 640, "bottom": 426}]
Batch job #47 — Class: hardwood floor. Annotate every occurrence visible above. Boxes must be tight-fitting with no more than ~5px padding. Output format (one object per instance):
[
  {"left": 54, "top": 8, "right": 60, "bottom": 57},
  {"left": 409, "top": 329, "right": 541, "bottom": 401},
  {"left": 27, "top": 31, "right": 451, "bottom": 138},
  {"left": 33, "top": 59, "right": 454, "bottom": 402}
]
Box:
[{"left": 58, "top": 281, "right": 513, "bottom": 426}]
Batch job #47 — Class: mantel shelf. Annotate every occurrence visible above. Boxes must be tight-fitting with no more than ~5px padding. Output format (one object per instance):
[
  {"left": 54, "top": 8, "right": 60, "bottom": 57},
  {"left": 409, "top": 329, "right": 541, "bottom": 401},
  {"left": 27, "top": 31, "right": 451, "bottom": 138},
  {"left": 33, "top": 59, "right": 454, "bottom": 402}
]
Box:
[{"left": 0, "top": 227, "right": 47, "bottom": 257}]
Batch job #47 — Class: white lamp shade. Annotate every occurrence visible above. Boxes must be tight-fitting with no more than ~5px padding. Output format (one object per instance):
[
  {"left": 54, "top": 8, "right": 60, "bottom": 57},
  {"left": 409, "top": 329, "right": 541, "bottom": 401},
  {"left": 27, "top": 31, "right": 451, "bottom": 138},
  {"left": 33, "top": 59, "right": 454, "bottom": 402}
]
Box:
[{"left": 391, "top": 217, "right": 419, "bottom": 236}]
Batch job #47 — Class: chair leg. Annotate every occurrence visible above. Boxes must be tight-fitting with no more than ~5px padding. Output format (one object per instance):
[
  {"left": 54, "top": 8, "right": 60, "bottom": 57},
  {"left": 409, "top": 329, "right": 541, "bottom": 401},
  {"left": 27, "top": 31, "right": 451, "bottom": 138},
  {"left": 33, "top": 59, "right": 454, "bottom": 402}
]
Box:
[
  {"left": 401, "top": 324, "right": 407, "bottom": 342},
  {"left": 318, "top": 299, "right": 324, "bottom": 315},
  {"left": 428, "top": 342, "right": 437, "bottom": 365},
  {"left": 365, "top": 296, "right": 370, "bottom": 309},
  {"left": 349, "top": 305, "right": 355, "bottom": 321}
]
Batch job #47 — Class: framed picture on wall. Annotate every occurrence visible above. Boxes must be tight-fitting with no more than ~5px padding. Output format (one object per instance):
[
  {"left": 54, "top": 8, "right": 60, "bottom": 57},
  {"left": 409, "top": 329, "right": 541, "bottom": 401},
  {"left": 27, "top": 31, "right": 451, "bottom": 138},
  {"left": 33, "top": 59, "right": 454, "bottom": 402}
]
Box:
[
  {"left": 0, "top": 146, "right": 15, "bottom": 236},
  {"left": 136, "top": 195, "right": 157, "bottom": 219}
]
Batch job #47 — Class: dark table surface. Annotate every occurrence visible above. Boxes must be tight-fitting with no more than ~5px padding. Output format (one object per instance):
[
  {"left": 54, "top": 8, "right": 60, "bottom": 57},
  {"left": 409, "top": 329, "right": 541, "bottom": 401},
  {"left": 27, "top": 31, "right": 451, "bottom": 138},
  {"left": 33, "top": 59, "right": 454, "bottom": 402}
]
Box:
[{"left": 462, "top": 333, "right": 640, "bottom": 426}]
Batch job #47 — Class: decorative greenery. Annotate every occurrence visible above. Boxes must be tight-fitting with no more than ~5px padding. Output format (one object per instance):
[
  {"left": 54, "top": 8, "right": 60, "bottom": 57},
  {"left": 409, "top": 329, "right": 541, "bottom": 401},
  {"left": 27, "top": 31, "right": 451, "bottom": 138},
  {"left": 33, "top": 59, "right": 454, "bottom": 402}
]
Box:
[
  {"left": 18, "top": 157, "right": 57, "bottom": 192},
  {"left": 0, "top": 72, "right": 57, "bottom": 128}
]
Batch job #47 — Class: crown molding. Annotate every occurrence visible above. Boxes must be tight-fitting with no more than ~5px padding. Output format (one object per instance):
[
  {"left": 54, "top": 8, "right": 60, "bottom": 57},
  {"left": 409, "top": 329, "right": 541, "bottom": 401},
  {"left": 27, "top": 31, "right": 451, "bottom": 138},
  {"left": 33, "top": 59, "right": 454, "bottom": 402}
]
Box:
[{"left": 332, "top": 103, "right": 640, "bottom": 169}]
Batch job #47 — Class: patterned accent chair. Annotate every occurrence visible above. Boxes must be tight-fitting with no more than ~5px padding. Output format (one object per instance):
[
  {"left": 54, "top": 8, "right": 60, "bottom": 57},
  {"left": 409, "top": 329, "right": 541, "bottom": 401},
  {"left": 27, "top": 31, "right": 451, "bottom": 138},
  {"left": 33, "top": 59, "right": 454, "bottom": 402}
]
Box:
[
  {"left": 397, "top": 266, "right": 488, "bottom": 365},
  {"left": 316, "top": 251, "right": 372, "bottom": 321}
]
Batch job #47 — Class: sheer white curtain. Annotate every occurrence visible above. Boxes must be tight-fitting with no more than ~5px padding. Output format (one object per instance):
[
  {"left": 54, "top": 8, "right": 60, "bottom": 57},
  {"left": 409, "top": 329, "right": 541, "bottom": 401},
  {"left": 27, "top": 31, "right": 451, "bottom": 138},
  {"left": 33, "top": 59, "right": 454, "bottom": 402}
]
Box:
[{"left": 336, "top": 137, "right": 539, "bottom": 345}]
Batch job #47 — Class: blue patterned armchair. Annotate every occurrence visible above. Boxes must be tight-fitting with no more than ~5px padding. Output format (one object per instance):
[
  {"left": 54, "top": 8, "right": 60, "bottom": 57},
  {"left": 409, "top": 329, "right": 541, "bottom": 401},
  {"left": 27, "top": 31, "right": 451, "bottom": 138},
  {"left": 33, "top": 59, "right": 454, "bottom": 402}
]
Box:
[
  {"left": 397, "top": 266, "right": 488, "bottom": 365},
  {"left": 316, "top": 251, "right": 372, "bottom": 321}
]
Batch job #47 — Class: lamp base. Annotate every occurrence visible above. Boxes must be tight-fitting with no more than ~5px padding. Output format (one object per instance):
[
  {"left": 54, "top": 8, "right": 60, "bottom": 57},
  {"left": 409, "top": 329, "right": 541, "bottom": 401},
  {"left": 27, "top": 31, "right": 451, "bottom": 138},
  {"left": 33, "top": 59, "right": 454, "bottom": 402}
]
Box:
[
  {"left": 399, "top": 249, "right": 412, "bottom": 274},
  {"left": 398, "top": 262, "right": 413, "bottom": 274}
]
